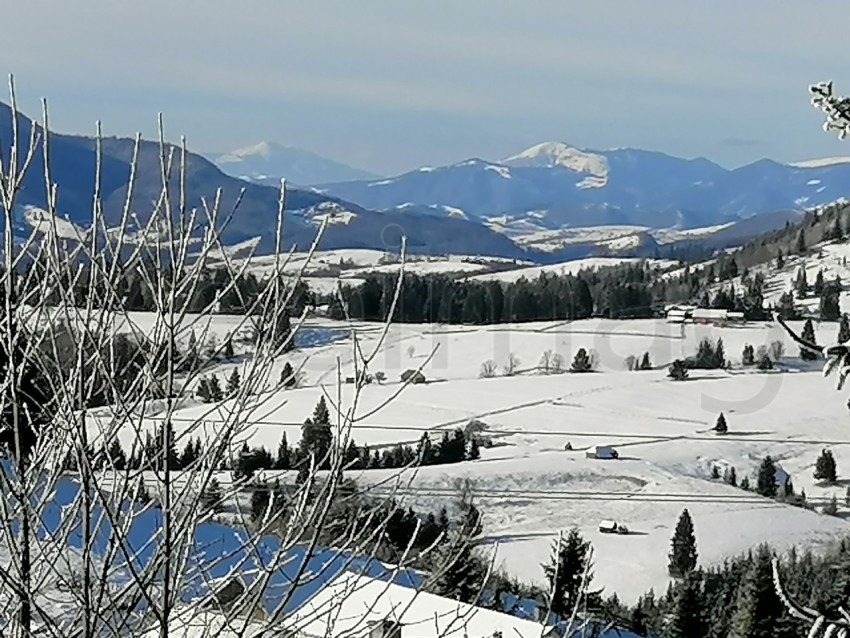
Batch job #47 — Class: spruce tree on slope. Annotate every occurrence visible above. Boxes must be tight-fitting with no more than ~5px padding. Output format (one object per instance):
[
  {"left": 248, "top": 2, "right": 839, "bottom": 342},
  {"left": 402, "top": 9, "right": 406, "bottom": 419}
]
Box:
[
  {"left": 543, "top": 527, "right": 599, "bottom": 617},
  {"left": 800, "top": 319, "right": 819, "bottom": 361},
  {"left": 731, "top": 544, "right": 785, "bottom": 638},
  {"left": 814, "top": 448, "right": 838, "bottom": 483},
  {"left": 668, "top": 509, "right": 698, "bottom": 578},
  {"left": 667, "top": 573, "right": 705, "bottom": 638},
  {"left": 756, "top": 456, "right": 778, "bottom": 498},
  {"left": 300, "top": 396, "right": 333, "bottom": 468},
  {"left": 714, "top": 413, "right": 728, "bottom": 434},
  {"left": 432, "top": 488, "right": 485, "bottom": 604},
  {"left": 840, "top": 314, "right": 850, "bottom": 344}
]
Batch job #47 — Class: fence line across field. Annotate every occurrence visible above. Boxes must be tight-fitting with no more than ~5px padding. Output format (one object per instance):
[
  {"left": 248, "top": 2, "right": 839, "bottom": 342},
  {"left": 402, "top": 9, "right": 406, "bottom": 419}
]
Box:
[{"left": 140, "top": 415, "right": 850, "bottom": 447}]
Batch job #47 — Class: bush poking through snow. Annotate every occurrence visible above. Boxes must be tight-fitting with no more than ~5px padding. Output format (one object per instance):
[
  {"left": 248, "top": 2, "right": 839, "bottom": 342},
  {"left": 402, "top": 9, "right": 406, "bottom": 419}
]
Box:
[
  {"left": 668, "top": 359, "right": 689, "bottom": 380},
  {"left": 479, "top": 360, "right": 497, "bottom": 378},
  {"left": 503, "top": 352, "right": 521, "bottom": 376}
]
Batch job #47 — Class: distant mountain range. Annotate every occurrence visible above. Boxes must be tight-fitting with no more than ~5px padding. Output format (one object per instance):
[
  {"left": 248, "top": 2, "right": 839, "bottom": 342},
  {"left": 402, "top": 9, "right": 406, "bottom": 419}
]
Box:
[
  {"left": 3, "top": 96, "right": 848, "bottom": 264},
  {"left": 315, "top": 141, "right": 850, "bottom": 231},
  {"left": 0, "top": 103, "right": 525, "bottom": 257},
  {"left": 213, "top": 142, "right": 381, "bottom": 187}
]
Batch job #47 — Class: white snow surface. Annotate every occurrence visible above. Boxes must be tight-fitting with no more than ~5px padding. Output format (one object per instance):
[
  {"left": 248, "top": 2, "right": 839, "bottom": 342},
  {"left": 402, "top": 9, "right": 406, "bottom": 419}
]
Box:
[
  {"left": 86, "top": 311, "right": 850, "bottom": 606},
  {"left": 467, "top": 257, "right": 678, "bottom": 283},
  {"left": 285, "top": 571, "right": 555, "bottom": 637}
]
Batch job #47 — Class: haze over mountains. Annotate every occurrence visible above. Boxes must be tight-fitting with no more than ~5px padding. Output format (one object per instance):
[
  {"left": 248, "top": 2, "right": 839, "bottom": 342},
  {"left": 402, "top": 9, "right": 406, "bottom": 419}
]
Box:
[
  {"left": 6, "top": 93, "right": 850, "bottom": 262},
  {"left": 213, "top": 142, "right": 381, "bottom": 187}
]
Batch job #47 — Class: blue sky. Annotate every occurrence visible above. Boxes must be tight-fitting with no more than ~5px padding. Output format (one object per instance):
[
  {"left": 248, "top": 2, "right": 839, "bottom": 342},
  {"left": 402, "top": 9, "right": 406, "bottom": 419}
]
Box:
[{"left": 3, "top": 0, "right": 850, "bottom": 176}]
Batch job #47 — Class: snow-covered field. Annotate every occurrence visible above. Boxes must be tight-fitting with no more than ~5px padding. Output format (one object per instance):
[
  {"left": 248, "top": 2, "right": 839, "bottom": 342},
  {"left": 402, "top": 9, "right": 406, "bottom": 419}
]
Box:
[
  {"left": 100, "top": 314, "right": 850, "bottom": 605},
  {"left": 467, "top": 258, "right": 679, "bottom": 283}
]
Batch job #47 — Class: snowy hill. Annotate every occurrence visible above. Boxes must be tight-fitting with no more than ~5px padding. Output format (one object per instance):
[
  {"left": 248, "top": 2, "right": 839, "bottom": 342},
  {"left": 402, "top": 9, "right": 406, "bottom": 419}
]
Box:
[{"left": 214, "top": 141, "right": 380, "bottom": 186}]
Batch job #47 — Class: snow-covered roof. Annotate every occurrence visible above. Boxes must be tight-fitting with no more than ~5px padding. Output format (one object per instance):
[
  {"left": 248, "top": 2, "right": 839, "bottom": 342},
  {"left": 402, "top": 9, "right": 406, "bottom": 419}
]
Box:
[{"left": 284, "top": 571, "right": 557, "bottom": 638}]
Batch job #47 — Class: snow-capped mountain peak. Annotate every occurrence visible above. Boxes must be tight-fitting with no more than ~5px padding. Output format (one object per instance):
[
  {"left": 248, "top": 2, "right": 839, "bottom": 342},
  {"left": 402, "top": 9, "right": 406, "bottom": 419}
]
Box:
[
  {"left": 791, "top": 156, "right": 850, "bottom": 169},
  {"left": 502, "top": 142, "right": 608, "bottom": 188},
  {"left": 216, "top": 141, "right": 280, "bottom": 164}
]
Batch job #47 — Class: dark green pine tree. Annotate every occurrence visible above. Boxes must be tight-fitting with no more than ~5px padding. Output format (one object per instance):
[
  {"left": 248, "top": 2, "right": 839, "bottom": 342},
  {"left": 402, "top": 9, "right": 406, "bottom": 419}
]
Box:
[
  {"left": 280, "top": 362, "right": 296, "bottom": 388},
  {"left": 713, "top": 338, "right": 727, "bottom": 368},
  {"left": 668, "top": 509, "right": 698, "bottom": 578},
  {"left": 821, "top": 291, "right": 841, "bottom": 321},
  {"left": 714, "top": 413, "right": 728, "bottom": 434},
  {"left": 775, "top": 250, "right": 785, "bottom": 270},
  {"left": 467, "top": 436, "right": 480, "bottom": 461},
  {"left": 814, "top": 269, "right": 826, "bottom": 296},
  {"left": 274, "top": 433, "right": 291, "bottom": 470},
  {"left": 800, "top": 319, "right": 819, "bottom": 361},
  {"left": 431, "top": 490, "right": 485, "bottom": 604},
  {"left": 223, "top": 337, "right": 235, "bottom": 360},
  {"left": 300, "top": 396, "right": 333, "bottom": 468},
  {"left": 756, "top": 456, "right": 778, "bottom": 498},
  {"left": 742, "top": 344, "right": 755, "bottom": 366},
  {"left": 667, "top": 573, "right": 705, "bottom": 638},
  {"left": 814, "top": 448, "right": 838, "bottom": 484},
  {"left": 639, "top": 352, "right": 652, "bottom": 370},
  {"left": 840, "top": 315, "right": 850, "bottom": 344},
  {"left": 732, "top": 545, "right": 786, "bottom": 638},
  {"left": 226, "top": 367, "right": 241, "bottom": 396},
  {"left": 542, "top": 527, "right": 599, "bottom": 618}
]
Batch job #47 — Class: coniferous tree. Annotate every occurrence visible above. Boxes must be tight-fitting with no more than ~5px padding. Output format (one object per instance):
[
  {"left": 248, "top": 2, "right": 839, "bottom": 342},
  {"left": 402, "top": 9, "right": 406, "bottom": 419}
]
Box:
[
  {"left": 800, "top": 319, "right": 819, "bottom": 361},
  {"left": 107, "top": 438, "right": 128, "bottom": 470},
  {"left": 467, "top": 436, "right": 480, "bottom": 461},
  {"left": 840, "top": 315, "right": 850, "bottom": 344},
  {"left": 208, "top": 374, "right": 225, "bottom": 402},
  {"left": 814, "top": 269, "right": 826, "bottom": 296},
  {"left": 814, "top": 449, "right": 838, "bottom": 483},
  {"left": 756, "top": 456, "right": 778, "bottom": 498},
  {"left": 639, "top": 352, "right": 652, "bottom": 370},
  {"left": 300, "top": 396, "right": 333, "bottom": 468},
  {"left": 775, "top": 250, "right": 785, "bottom": 270},
  {"left": 742, "top": 344, "right": 755, "bottom": 366},
  {"left": 223, "top": 337, "right": 235, "bottom": 360},
  {"left": 724, "top": 466, "right": 738, "bottom": 487},
  {"left": 713, "top": 338, "right": 727, "bottom": 369},
  {"left": 226, "top": 367, "right": 241, "bottom": 396},
  {"left": 740, "top": 476, "right": 751, "bottom": 491},
  {"left": 667, "top": 573, "right": 705, "bottom": 638},
  {"left": 543, "top": 527, "right": 599, "bottom": 617},
  {"left": 714, "top": 413, "right": 728, "bottom": 434},
  {"left": 821, "top": 291, "right": 841, "bottom": 321},
  {"left": 668, "top": 509, "right": 698, "bottom": 578},
  {"left": 280, "top": 362, "right": 296, "bottom": 388},
  {"left": 196, "top": 377, "right": 212, "bottom": 403},
  {"left": 432, "top": 489, "right": 485, "bottom": 604},
  {"left": 731, "top": 545, "right": 785, "bottom": 638},
  {"left": 274, "top": 433, "right": 291, "bottom": 470},
  {"left": 710, "top": 466, "right": 720, "bottom": 479}
]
